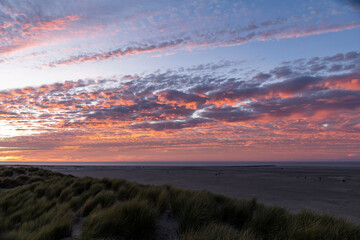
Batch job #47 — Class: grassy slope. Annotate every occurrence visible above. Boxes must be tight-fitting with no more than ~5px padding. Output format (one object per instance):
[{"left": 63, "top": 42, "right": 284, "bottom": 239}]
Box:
[{"left": 0, "top": 166, "right": 359, "bottom": 240}]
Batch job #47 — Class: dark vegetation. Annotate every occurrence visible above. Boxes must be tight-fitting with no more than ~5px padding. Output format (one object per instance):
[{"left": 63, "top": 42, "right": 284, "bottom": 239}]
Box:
[{"left": 0, "top": 166, "right": 359, "bottom": 240}]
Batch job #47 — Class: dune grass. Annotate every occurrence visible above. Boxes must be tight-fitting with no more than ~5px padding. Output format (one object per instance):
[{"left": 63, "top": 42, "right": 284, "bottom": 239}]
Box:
[
  {"left": 0, "top": 166, "right": 359, "bottom": 240},
  {"left": 81, "top": 199, "right": 158, "bottom": 239}
]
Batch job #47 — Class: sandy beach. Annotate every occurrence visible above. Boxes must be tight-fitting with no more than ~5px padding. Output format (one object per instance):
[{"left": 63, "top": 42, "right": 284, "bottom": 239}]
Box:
[{"left": 43, "top": 165, "right": 360, "bottom": 224}]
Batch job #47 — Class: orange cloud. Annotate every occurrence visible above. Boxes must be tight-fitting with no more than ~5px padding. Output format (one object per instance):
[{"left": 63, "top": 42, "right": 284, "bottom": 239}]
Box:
[{"left": 1, "top": 53, "right": 360, "bottom": 162}]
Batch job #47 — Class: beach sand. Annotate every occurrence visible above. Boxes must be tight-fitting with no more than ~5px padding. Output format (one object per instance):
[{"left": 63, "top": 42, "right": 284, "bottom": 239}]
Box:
[{"left": 45, "top": 165, "right": 360, "bottom": 224}]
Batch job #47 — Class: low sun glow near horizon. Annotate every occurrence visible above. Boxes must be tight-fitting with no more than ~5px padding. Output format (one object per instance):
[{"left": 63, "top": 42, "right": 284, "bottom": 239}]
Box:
[{"left": 0, "top": 0, "right": 360, "bottom": 163}]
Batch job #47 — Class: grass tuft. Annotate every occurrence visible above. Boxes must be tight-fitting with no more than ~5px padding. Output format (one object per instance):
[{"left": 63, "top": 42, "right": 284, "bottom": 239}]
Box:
[
  {"left": 81, "top": 199, "right": 157, "bottom": 239},
  {"left": 180, "top": 223, "right": 242, "bottom": 240},
  {"left": 80, "top": 190, "right": 116, "bottom": 216}
]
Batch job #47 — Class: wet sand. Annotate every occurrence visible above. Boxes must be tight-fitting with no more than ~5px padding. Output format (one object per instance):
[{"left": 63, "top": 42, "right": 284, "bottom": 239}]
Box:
[{"left": 44, "top": 165, "right": 360, "bottom": 224}]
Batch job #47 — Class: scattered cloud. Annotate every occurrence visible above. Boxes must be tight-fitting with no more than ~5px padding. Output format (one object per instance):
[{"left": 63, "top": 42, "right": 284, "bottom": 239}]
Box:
[
  {"left": 1, "top": 52, "right": 359, "bottom": 149},
  {"left": 45, "top": 21, "right": 360, "bottom": 67},
  {"left": 0, "top": 13, "right": 80, "bottom": 54},
  {"left": 0, "top": 0, "right": 359, "bottom": 161}
]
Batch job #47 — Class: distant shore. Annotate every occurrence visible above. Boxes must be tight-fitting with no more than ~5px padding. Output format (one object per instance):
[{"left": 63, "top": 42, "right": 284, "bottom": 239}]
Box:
[
  {"left": 23, "top": 164, "right": 360, "bottom": 225},
  {"left": 3, "top": 161, "right": 360, "bottom": 167}
]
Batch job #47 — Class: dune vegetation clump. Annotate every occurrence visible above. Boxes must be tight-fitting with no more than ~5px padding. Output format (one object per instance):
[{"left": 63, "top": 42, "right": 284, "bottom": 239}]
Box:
[
  {"left": 81, "top": 199, "right": 157, "bottom": 239},
  {"left": 0, "top": 166, "right": 359, "bottom": 240}
]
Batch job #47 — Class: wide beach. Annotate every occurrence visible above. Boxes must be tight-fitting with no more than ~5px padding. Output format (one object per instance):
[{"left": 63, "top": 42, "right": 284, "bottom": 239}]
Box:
[{"left": 44, "top": 165, "right": 360, "bottom": 225}]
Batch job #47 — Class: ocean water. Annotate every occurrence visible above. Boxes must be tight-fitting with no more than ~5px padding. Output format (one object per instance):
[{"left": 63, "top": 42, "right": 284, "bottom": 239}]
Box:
[{"left": 1, "top": 161, "right": 360, "bottom": 167}]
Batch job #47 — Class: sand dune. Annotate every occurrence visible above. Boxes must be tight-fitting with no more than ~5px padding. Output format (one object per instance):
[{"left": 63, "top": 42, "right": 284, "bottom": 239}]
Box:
[{"left": 46, "top": 165, "right": 360, "bottom": 224}]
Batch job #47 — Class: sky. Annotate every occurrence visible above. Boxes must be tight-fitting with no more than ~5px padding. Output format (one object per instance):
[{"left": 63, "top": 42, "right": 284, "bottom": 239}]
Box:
[{"left": 0, "top": 0, "right": 359, "bottom": 162}]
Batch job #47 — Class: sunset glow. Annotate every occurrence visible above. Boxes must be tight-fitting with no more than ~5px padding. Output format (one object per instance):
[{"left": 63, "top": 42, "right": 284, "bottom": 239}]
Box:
[{"left": 0, "top": 0, "right": 359, "bottom": 162}]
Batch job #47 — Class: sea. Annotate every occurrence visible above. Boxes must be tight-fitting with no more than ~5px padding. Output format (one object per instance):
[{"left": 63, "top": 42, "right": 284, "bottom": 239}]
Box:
[{"left": 1, "top": 161, "right": 360, "bottom": 167}]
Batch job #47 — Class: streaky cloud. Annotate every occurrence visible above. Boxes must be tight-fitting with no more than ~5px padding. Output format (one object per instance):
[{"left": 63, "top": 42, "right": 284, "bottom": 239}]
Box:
[{"left": 45, "top": 21, "right": 360, "bottom": 67}]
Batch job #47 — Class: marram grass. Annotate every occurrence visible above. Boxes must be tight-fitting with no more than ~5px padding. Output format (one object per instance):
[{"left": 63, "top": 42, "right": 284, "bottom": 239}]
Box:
[{"left": 0, "top": 166, "right": 359, "bottom": 240}]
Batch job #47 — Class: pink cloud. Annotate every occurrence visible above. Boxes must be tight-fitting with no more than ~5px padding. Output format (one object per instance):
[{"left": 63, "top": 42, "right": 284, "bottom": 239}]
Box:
[{"left": 0, "top": 15, "right": 81, "bottom": 55}]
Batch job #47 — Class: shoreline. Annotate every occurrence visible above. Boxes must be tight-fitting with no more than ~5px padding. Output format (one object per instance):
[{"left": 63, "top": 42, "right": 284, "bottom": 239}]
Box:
[
  {"left": 5, "top": 164, "right": 360, "bottom": 224},
  {"left": 2, "top": 165, "right": 358, "bottom": 239},
  {"left": 30, "top": 165, "right": 360, "bottom": 225},
  {"left": 2, "top": 160, "right": 360, "bottom": 167}
]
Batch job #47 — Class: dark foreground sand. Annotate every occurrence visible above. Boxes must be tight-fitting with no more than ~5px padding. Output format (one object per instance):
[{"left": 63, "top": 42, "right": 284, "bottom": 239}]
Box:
[{"left": 44, "top": 165, "right": 360, "bottom": 224}]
